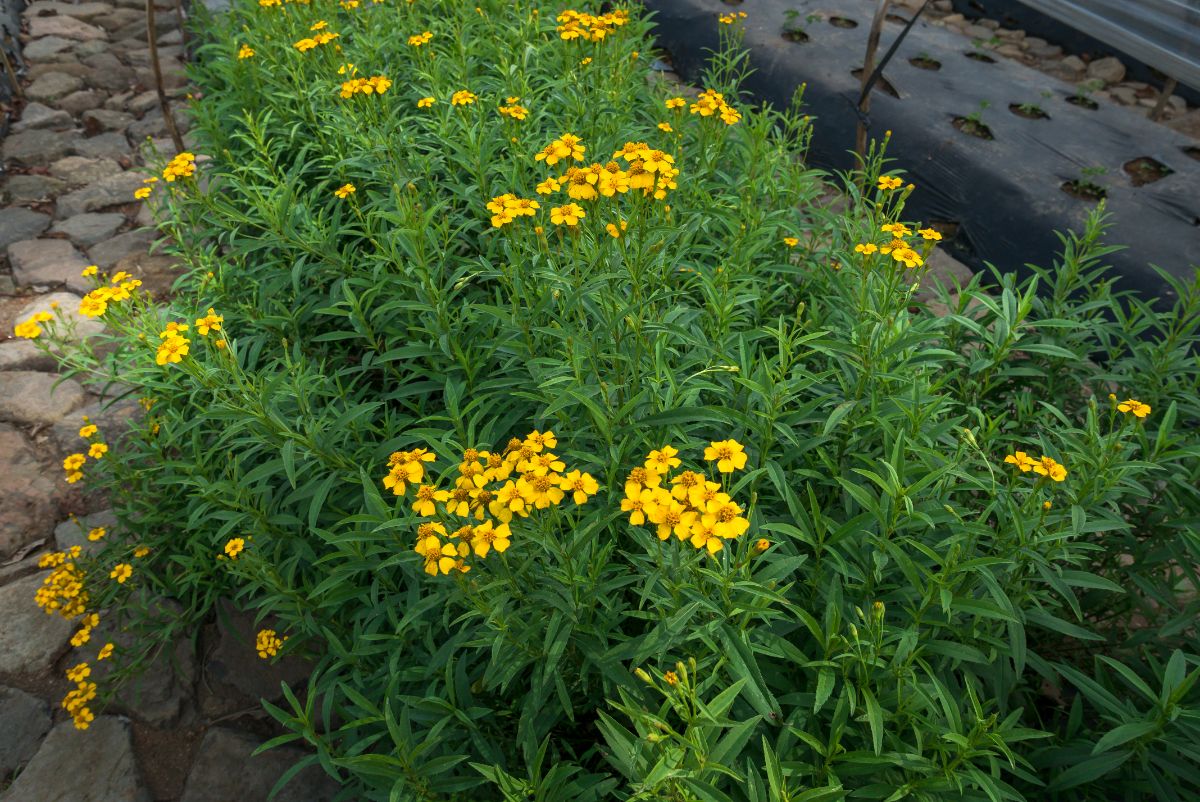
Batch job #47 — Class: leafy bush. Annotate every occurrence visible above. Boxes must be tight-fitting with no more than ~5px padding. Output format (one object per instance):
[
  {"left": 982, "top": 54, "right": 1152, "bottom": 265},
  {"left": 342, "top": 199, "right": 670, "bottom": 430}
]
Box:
[{"left": 19, "top": 1, "right": 1200, "bottom": 799}]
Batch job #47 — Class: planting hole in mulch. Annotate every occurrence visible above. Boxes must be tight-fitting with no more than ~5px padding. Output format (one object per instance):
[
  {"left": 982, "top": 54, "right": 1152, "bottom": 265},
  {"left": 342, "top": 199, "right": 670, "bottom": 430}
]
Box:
[
  {"left": 952, "top": 116, "right": 994, "bottom": 140},
  {"left": 1061, "top": 180, "right": 1107, "bottom": 202},
  {"left": 1066, "top": 94, "right": 1099, "bottom": 110},
  {"left": 964, "top": 51, "right": 996, "bottom": 64},
  {"left": 1183, "top": 146, "right": 1200, "bottom": 162},
  {"left": 829, "top": 16, "right": 858, "bottom": 28},
  {"left": 1009, "top": 103, "right": 1050, "bottom": 120},
  {"left": 909, "top": 55, "right": 941, "bottom": 70},
  {"left": 1122, "top": 156, "right": 1173, "bottom": 186},
  {"left": 783, "top": 28, "right": 810, "bottom": 43},
  {"left": 851, "top": 68, "right": 899, "bottom": 98}
]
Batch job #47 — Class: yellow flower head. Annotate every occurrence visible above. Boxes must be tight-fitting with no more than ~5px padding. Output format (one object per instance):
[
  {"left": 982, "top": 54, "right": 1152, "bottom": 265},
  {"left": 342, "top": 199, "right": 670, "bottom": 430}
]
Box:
[
  {"left": 703, "top": 439, "right": 747, "bottom": 473},
  {"left": 550, "top": 203, "right": 585, "bottom": 226},
  {"left": 224, "top": 537, "right": 246, "bottom": 559},
  {"left": 783, "top": 237, "right": 799, "bottom": 247},
  {"left": 334, "top": 183, "right": 356, "bottom": 198},
  {"left": 14, "top": 319, "right": 42, "bottom": 339},
  {"left": 88, "top": 526, "right": 106, "bottom": 542},
  {"left": 917, "top": 227, "right": 943, "bottom": 241},
  {"left": 110, "top": 563, "right": 133, "bottom": 584},
  {"left": 1116, "top": 398, "right": 1151, "bottom": 418},
  {"left": 451, "top": 89, "right": 477, "bottom": 106},
  {"left": 878, "top": 176, "right": 903, "bottom": 191},
  {"left": 237, "top": 44, "right": 255, "bottom": 59}
]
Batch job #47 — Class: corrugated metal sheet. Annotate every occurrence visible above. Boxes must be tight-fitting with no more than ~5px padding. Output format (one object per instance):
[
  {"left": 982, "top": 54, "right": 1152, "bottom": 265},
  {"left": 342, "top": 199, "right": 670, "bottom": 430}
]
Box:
[{"left": 1016, "top": 0, "right": 1200, "bottom": 89}]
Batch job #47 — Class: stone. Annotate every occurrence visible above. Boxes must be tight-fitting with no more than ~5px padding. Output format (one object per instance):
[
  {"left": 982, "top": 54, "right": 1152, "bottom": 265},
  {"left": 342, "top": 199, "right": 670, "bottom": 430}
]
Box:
[
  {"left": 12, "top": 102, "right": 73, "bottom": 132},
  {"left": 127, "top": 113, "right": 170, "bottom": 141},
  {"left": 995, "top": 44, "right": 1023, "bottom": 59},
  {"left": 8, "top": 239, "right": 91, "bottom": 291},
  {"left": 83, "top": 108, "right": 135, "bottom": 134},
  {"left": 0, "top": 686, "right": 52, "bottom": 779},
  {"left": 996, "top": 28, "right": 1024, "bottom": 41},
  {"left": 0, "top": 574, "right": 73, "bottom": 673},
  {"left": 71, "top": 131, "right": 132, "bottom": 161},
  {"left": 963, "top": 23, "right": 992, "bottom": 39},
  {"left": 941, "top": 13, "right": 964, "bottom": 25},
  {"left": 135, "top": 59, "right": 187, "bottom": 91},
  {"left": 0, "top": 207, "right": 51, "bottom": 249},
  {"left": 1164, "top": 109, "right": 1200, "bottom": 138},
  {"left": 1109, "top": 86, "right": 1138, "bottom": 105},
  {"left": 51, "top": 396, "right": 139, "bottom": 453},
  {"left": 1026, "top": 41, "right": 1062, "bottom": 59},
  {"left": 49, "top": 155, "right": 123, "bottom": 187},
  {"left": 3, "top": 129, "right": 72, "bottom": 166},
  {"left": 158, "top": 29, "right": 182, "bottom": 45},
  {"left": 1166, "top": 95, "right": 1187, "bottom": 115},
  {"left": 179, "top": 728, "right": 338, "bottom": 802},
  {"left": 54, "top": 509, "right": 117, "bottom": 556},
  {"left": 23, "top": 35, "right": 74, "bottom": 60},
  {"left": 73, "top": 39, "right": 110, "bottom": 57},
  {"left": 80, "top": 52, "right": 136, "bottom": 92},
  {"left": 0, "top": 717, "right": 151, "bottom": 802},
  {"left": 57, "top": 89, "right": 108, "bottom": 115},
  {"left": 88, "top": 229, "right": 155, "bottom": 269},
  {"left": 27, "top": 60, "right": 92, "bottom": 82},
  {"left": 91, "top": 6, "right": 140, "bottom": 31},
  {"left": 0, "top": 340, "right": 56, "bottom": 371},
  {"left": 1060, "top": 55, "right": 1086, "bottom": 74},
  {"left": 28, "top": 14, "right": 107, "bottom": 40},
  {"left": 0, "top": 371, "right": 87, "bottom": 426},
  {"left": 932, "top": 0, "right": 951, "bottom": 9},
  {"left": 1, "top": 174, "right": 69, "bottom": 205},
  {"left": 1087, "top": 56, "right": 1126, "bottom": 85},
  {"left": 16, "top": 291, "right": 107, "bottom": 344},
  {"left": 105, "top": 90, "right": 133, "bottom": 111},
  {"left": 205, "top": 602, "right": 311, "bottom": 706},
  {"left": 113, "top": 251, "right": 178, "bottom": 299},
  {"left": 0, "top": 425, "right": 59, "bottom": 560},
  {"left": 25, "top": 70, "right": 84, "bottom": 101},
  {"left": 128, "top": 90, "right": 160, "bottom": 115},
  {"left": 51, "top": 212, "right": 126, "bottom": 247},
  {"left": 55, "top": 171, "right": 144, "bottom": 217}
]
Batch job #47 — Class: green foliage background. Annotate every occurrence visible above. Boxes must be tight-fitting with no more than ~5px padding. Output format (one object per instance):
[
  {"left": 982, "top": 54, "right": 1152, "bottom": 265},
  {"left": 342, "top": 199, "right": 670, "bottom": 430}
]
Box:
[{"left": 43, "top": 1, "right": 1200, "bottom": 799}]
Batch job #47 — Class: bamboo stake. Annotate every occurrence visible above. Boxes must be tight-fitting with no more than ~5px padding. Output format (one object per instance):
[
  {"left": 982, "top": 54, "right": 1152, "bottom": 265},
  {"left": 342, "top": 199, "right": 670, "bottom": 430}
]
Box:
[
  {"left": 147, "top": 0, "right": 186, "bottom": 154},
  {"left": 855, "top": 0, "right": 892, "bottom": 162},
  {"left": 1148, "top": 76, "right": 1178, "bottom": 122}
]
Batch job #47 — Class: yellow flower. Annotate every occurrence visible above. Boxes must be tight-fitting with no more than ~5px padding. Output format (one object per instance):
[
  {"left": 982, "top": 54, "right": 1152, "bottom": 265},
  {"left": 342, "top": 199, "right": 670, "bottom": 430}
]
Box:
[
  {"left": 645, "top": 445, "right": 681, "bottom": 474},
  {"left": 451, "top": 89, "right": 477, "bottom": 106},
  {"left": 97, "top": 643, "right": 114, "bottom": 660},
  {"left": 134, "top": 186, "right": 152, "bottom": 200},
  {"left": 535, "top": 177, "right": 561, "bottom": 195},
  {"left": 81, "top": 265, "right": 99, "bottom": 277},
  {"left": 1031, "top": 456, "right": 1068, "bottom": 482},
  {"left": 407, "top": 31, "right": 433, "bottom": 46},
  {"left": 224, "top": 537, "right": 245, "bottom": 559},
  {"left": 334, "top": 183, "right": 356, "bottom": 198},
  {"left": 417, "top": 96, "right": 435, "bottom": 108},
  {"left": 917, "top": 227, "right": 942, "bottom": 241},
  {"left": 703, "top": 439, "right": 747, "bottom": 473},
  {"left": 78, "top": 293, "right": 108, "bottom": 318},
  {"left": 1117, "top": 398, "right": 1151, "bottom": 418},
  {"left": 156, "top": 335, "right": 190, "bottom": 365},
  {"left": 558, "top": 470, "right": 599, "bottom": 504},
  {"left": 133, "top": 546, "right": 150, "bottom": 558},
  {"left": 718, "top": 11, "right": 746, "bottom": 24},
  {"left": 66, "top": 662, "right": 91, "bottom": 682},
  {"left": 783, "top": 237, "right": 799, "bottom": 247},
  {"left": 88, "top": 526, "right": 106, "bottom": 541},
  {"left": 754, "top": 538, "right": 770, "bottom": 554},
  {"left": 534, "top": 133, "right": 585, "bottom": 166},
  {"left": 891, "top": 247, "right": 924, "bottom": 268},
  {"left": 665, "top": 97, "right": 686, "bottom": 109},
  {"left": 237, "top": 44, "right": 254, "bottom": 59},
  {"left": 195, "top": 308, "right": 223, "bottom": 335},
  {"left": 657, "top": 122, "right": 673, "bottom": 132},
  {"left": 605, "top": 220, "right": 628, "bottom": 238},
  {"left": 14, "top": 319, "right": 42, "bottom": 339},
  {"left": 878, "top": 176, "right": 903, "bottom": 190},
  {"left": 63, "top": 453, "right": 86, "bottom": 471},
  {"left": 854, "top": 243, "right": 879, "bottom": 255},
  {"left": 255, "top": 628, "right": 285, "bottom": 658},
  {"left": 470, "top": 520, "right": 512, "bottom": 557},
  {"left": 1004, "top": 451, "right": 1036, "bottom": 472},
  {"left": 110, "top": 563, "right": 133, "bottom": 584},
  {"left": 550, "top": 203, "right": 585, "bottom": 226},
  {"left": 79, "top": 423, "right": 98, "bottom": 438}
]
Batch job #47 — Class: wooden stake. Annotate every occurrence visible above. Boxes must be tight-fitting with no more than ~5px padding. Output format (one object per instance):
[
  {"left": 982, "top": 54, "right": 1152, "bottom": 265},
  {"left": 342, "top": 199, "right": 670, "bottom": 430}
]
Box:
[
  {"left": 147, "top": 0, "right": 186, "bottom": 154},
  {"left": 0, "top": 36, "right": 23, "bottom": 102},
  {"left": 855, "top": 0, "right": 892, "bottom": 162},
  {"left": 1148, "top": 76, "right": 1178, "bottom": 122}
]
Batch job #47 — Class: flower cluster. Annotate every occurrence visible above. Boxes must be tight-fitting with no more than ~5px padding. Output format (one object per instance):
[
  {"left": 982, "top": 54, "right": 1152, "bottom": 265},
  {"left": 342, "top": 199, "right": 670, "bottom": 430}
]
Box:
[
  {"left": 407, "top": 30, "right": 432, "bottom": 46},
  {"left": 689, "top": 89, "right": 741, "bottom": 125},
  {"left": 13, "top": 309, "right": 54, "bottom": 339},
  {"left": 256, "top": 628, "right": 286, "bottom": 658},
  {"left": 35, "top": 547, "right": 89, "bottom": 619},
  {"left": 339, "top": 74, "right": 391, "bottom": 98},
  {"left": 79, "top": 269, "right": 142, "bottom": 319},
  {"left": 1004, "top": 451, "right": 1068, "bottom": 482},
  {"left": 451, "top": 89, "right": 477, "bottom": 106},
  {"left": 293, "top": 26, "right": 339, "bottom": 52},
  {"left": 498, "top": 99, "right": 529, "bottom": 120},
  {"left": 134, "top": 176, "right": 157, "bottom": 200},
  {"left": 556, "top": 9, "right": 629, "bottom": 41},
  {"left": 384, "top": 430, "right": 598, "bottom": 576},
  {"left": 854, "top": 222, "right": 938, "bottom": 269},
  {"left": 162, "top": 152, "right": 196, "bottom": 182},
  {"left": 237, "top": 44, "right": 254, "bottom": 59},
  {"left": 334, "top": 182, "right": 356, "bottom": 198},
  {"left": 718, "top": 11, "right": 747, "bottom": 24},
  {"left": 62, "top": 665, "right": 98, "bottom": 730},
  {"left": 157, "top": 320, "right": 191, "bottom": 366},
  {"left": 620, "top": 442, "right": 752, "bottom": 554},
  {"left": 487, "top": 194, "right": 540, "bottom": 228}
]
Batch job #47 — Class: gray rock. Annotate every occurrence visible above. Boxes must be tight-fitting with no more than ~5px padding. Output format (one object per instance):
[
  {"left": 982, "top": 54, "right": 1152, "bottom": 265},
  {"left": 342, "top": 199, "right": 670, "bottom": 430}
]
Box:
[
  {"left": 88, "top": 229, "right": 154, "bottom": 270},
  {"left": 1166, "top": 95, "right": 1187, "bottom": 115},
  {"left": 113, "top": 251, "right": 178, "bottom": 299},
  {"left": 1, "top": 174, "right": 69, "bottom": 205},
  {"left": 28, "top": 14, "right": 107, "bottom": 40},
  {"left": 963, "top": 23, "right": 992, "bottom": 39},
  {"left": 27, "top": 60, "right": 91, "bottom": 82},
  {"left": 0, "top": 574, "right": 74, "bottom": 673},
  {"left": 25, "top": 70, "right": 84, "bottom": 102},
  {"left": 55, "top": 171, "right": 144, "bottom": 217},
  {"left": 83, "top": 108, "right": 134, "bottom": 134},
  {"left": 0, "top": 371, "right": 87, "bottom": 426},
  {"left": 71, "top": 131, "right": 131, "bottom": 161},
  {"left": 51, "top": 396, "right": 140, "bottom": 453},
  {"left": 91, "top": 6, "right": 140, "bottom": 31},
  {"left": 54, "top": 509, "right": 117, "bottom": 556},
  {"left": 22, "top": 35, "right": 74, "bottom": 60},
  {"left": 158, "top": 28, "right": 182, "bottom": 45},
  {"left": 0, "top": 425, "right": 59, "bottom": 560},
  {"left": 1026, "top": 41, "right": 1062, "bottom": 59},
  {"left": 0, "top": 340, "right": 56, "bottom": 371},
  {"left": 51, "top": 212, "right": 126, "bottom": 247},
  {"left": 57, "top": 89, "right": 108, "bottom": 115},
  {"left": 1087, "top": 56, "right": 1126, "bottom": 85},
  {"left": 1060, "top": 55, "right": 1086, "bottom": 74},
  {"left": 16, "top": 291, "right": 107, "bottom": 344},
  {"left": 0, "top": 686, "right": 52, "bottom": 778},
  {"left": 179, "top": 728, "right": 338, "bottom": 802},
  {"left": 135, "top": 59, "right": 187, "bottom": 91},
  {"left": 128, "top": 90, "right": 159, "bottom": 115},
  {"left": 204, "top": 602, "right": 311, "bottom": 707},
  {"left": 1109, "top": 86, "right": 1138, "bottom": 105},
  {"left": 105, "top": 90, "right": 134, "bottom": 111},
  {"left": 80, "top": 52, "right": 135, "bottom": 92},
  {"left": 932, "top": 0, "right": 951, "bottom": 9},
  {"left": 12, "top": 101, "right": 73, "bottom": 132},
  {"left": 0, "top": 717, "right": 151, "bottom": 802},
  {"left": 8, "top": 239, "right": 91, "bottom": 291},
  {"left": 72, "top": 39, "right": 110, "bottom": 58},
  {"left": 23, "top": 1, "right": 115, "bottom": 22},
  {"left": 996, "top": 27, "right": 1024, "bottom": 41},
  {"left": 127, "top": 113, "right": 169, "bottom": 141},
  {"left": 94, "top": 603, "right": 197, "bottom": 726},
  {"left": 48, "top": 155, "right": 123, "bottom": 187},
  {"left": 0, "top": 207, "right": 51, "bottom": 249},
  {"left": 3, "top": 129, "right": 72, "bottom": 166}
]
